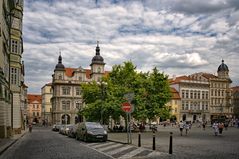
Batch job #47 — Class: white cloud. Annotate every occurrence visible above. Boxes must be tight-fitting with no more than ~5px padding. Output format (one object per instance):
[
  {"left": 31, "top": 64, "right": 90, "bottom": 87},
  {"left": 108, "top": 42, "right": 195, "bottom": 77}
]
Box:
[{"left": 22, "top": 0, "right": 239, "bottom": 93}]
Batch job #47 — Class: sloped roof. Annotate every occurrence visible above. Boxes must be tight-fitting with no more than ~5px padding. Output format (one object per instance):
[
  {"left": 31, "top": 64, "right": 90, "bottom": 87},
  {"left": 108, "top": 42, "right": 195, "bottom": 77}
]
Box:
[
  {"left": 169, "top": 75, "right": 191, "bottom": 84},
  {"left": 201, "top": 73, "right": 217, "bottom": 79},
  {"left": 231, "top": 86, "right": 239, "bottom": 93},
  {"left": 170, "top": 87, "right": 181, "bottom": 99},
  {"left": 27, "top": 94, "right": 42, "bottom": 104},
  {"left": 65, "top": 68, "right": 109, "bottom": 79}
]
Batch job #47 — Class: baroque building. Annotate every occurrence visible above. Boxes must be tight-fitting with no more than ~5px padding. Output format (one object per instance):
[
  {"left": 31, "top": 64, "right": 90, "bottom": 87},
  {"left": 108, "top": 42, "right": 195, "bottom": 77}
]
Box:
[
  {"left": 41, "top": 83, "right": 53, "bottom": 125},
  {"left": 166, "top": 88, "right": 181, "bottom": 122},
  {"left": 9, "top": 0, "right": 25, "bottom": 134},
  {"left": 170, "top": 76, "right": 210, "bottom": 122},
  {"left": 170, "top": 60, "right": 233, "bottom": 122},
  {"left": 51, "top": 42, "right": 107, "bottom": 125},
  {"left": 27, "top": 94, "right": 42, "bottom": 124},
  {"left": 0, "top": 0, "right": 26, "bottom": 138},
  {"left": 231, "top": 86, "right": 239, "bottom": 118}
]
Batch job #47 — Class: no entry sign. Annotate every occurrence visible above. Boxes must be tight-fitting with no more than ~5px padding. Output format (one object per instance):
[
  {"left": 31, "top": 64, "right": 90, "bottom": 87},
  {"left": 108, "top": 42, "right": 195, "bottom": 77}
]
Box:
[{"left": 122, "top": 102, "right": 132, "bottom": 113}]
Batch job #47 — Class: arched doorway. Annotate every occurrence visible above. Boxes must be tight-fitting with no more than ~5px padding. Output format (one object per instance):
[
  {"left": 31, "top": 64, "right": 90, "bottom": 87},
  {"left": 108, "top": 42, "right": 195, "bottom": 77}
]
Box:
[
  {"left": 182, "top": 114, "right": 186, "bottom": 121},
  {"left": 62, "top": 114, "right": 70, "bottom": 124},
  {"left": 193, "top": 115, "right": 197, "bottom": 122},
  {"left": 75, "top": 115, "right": 83, "bottom": 124}
]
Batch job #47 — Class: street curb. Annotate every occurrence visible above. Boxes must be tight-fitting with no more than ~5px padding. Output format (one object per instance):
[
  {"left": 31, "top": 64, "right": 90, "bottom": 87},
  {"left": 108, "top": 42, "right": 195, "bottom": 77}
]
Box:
[{"left": 0, "top": 131, "right": 27, "bottom": 156}]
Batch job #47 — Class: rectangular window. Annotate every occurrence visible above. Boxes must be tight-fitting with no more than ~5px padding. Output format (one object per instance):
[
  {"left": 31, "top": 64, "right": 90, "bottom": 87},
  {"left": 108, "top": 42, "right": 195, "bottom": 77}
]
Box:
[
  {"left": 182, "top": 91, "right": 185, "bottom": 98},
  {"left": 182, "top": 101, "right": 185, "bottom": 110},
  {"left": 76, "top": 87, "right": 81, "bottom": 95},
  {"left": 62, "top": 101, "right": 70, "bottom": 110},
  {"left": 194, "top": 91, "right": 197, "bottom": 99},
  {"left": 190, "top": 91, "right": 193, "bottom": 99},
  {"left": 202, "top": 91, "right": 205, "bottom": 99},
  {"left": 198, "top": 91, "right": 200, "bottom": 99},
  {"left": 11, "top": 68, "right": 18, "bottom": 85},
  {"left": 185, "top": 90, "right": 189, "bottom": 98},
  {"left": 62, "top": 87, "right": 71, "bottom": 95},
  {"left": 33, "top": 112, "right": 35, "bottom": 116},
  {"left": 37, "top": 112, "right": 39, "bottom": 116},
  {"left": 11, "top": 40, "right": 18, "bottom": 54}
]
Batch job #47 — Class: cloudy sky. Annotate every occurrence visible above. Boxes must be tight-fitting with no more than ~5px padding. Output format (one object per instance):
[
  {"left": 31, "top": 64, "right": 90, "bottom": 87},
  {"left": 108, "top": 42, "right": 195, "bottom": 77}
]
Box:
[{"left": 23, "top": 0, "right": 239, "bottom": 93}]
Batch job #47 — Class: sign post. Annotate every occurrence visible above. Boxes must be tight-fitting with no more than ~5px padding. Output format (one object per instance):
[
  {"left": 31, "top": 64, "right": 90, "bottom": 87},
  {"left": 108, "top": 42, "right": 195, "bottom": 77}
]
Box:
[{"left": 122, "top": 92, "right": 135, "bottom": 144}]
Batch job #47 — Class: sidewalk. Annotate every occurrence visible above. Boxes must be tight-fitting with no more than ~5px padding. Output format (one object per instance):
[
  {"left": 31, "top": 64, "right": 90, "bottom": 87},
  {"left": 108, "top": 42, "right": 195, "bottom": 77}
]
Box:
[{"left": 0, "top": 130, "right": 27, "bottom": 155}]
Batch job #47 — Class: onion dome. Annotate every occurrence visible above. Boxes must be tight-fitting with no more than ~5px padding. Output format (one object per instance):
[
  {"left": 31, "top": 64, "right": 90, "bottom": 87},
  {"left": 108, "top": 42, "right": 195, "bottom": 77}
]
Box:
[
  {"left": 91, "top": 41, "right": 105, "bottom": 65},
  {"left": 55, "top": 53, "right": 65, "bottom": 71},
  {"left": 217, "top": 60, "right": 229, "bottom": 72}
]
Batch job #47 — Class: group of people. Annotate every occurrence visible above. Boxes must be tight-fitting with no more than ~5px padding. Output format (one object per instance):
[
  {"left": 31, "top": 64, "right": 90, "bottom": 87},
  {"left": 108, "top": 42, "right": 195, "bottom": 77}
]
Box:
[
  {"left": 179, "top": 121, "right": 191, "bottom": 136},
  {"left": 178, "top": 120, "right": 230, "bottom": 136},
  {"left": 212, "top": 121, "right": 225, "bottom": 136}
]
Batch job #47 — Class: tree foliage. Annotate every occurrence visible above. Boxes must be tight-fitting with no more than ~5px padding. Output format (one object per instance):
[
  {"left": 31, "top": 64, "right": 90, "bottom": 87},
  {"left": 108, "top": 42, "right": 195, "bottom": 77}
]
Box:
[{"left": 81, "top": 61, "right": 172, "bottom": 123}]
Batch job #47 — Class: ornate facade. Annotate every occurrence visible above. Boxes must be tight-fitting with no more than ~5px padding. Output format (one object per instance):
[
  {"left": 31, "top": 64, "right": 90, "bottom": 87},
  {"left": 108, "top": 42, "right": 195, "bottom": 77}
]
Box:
[
  {"left": 41, "top": 83, "right": 53, "bottom": 125},
  {"left": 27, "top": 94, "right": 42, "bottom": 124},
  {"left": 51, "top": 42, "right": 106, "bottom": 124},
  {"left": 0, "top": 0, "right": 26, "bottom": 138},
  {"left": 170, "top": 60, "right": 233, "bottom": 122}
]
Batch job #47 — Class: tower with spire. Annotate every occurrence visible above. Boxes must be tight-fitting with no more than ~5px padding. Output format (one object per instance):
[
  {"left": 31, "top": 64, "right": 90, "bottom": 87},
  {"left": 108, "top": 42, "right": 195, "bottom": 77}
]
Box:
[
  {"left": 90, "top": 41, "right": 105, "bottom": 81},
  {"left": 217, "top": 59, "right": 230, "bottom": 80}
]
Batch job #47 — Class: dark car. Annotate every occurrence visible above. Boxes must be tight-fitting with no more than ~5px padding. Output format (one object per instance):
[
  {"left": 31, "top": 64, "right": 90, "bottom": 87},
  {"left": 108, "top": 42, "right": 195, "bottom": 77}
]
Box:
[
  {"left": 75, "top": 122, "right": 107, "bottom": 142},
  {"left": 68, "top": 124, "right": 78, "bottom": 138}
]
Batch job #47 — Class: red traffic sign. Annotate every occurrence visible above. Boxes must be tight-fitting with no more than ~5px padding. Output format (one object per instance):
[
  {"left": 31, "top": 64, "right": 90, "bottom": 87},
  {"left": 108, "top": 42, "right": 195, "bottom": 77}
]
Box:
[{"left": 122, "top": 102, "right": 132, "bottom": 113}]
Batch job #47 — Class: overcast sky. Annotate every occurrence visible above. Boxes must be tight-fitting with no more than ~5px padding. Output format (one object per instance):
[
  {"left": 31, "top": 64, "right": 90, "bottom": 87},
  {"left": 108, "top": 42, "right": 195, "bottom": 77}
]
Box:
[{"left": 23, "top": 0, "right": 239, "bottom": 93}]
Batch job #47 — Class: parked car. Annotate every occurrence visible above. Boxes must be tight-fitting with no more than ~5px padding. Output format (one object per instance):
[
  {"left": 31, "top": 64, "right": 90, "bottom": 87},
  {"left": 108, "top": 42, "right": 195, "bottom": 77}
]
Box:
[
  {"left": 68, "top": 124, "right": 78, "bottom": 138},
  {"left": 52, "top": 124, "right": 61, "bottom": 131},
  {"left": 75, "top": 122, "right": 107, "bottom": 142},
  {"left": 59, "top": 124, "right": 73, "bottom": 135}
]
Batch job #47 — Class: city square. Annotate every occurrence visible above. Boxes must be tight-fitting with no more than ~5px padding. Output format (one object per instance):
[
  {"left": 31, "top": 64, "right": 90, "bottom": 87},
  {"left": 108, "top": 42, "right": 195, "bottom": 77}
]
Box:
[{"left": 1, "top": 0, "right": 239, "bottom": 159}]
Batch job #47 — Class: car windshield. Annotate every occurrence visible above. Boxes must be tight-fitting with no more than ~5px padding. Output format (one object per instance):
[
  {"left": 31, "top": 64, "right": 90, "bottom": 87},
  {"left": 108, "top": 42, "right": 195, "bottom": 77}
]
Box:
[{"left": 85, "top": 122, "right": 103, "bottom": 130}]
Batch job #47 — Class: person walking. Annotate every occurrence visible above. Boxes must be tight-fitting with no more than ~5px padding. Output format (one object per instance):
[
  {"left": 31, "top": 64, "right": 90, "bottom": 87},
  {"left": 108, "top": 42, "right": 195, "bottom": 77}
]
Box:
[
  {"left": 218, "top": 122, "right": 224, "bottom": 135},
  {"left": 29, "top": 123, "right": 32, "bottom": 133},
  {"left": 185, "top": 122, "right": 190, "bottom": 135},
  {"left": 202, "top": 122, "right": 206, "bottom": 130},
  {"left": 212, "top": 122, "right": 219, "bottom": 136},
  {"left": 179, "top": 121, "right": 184, "bottom": 136}
]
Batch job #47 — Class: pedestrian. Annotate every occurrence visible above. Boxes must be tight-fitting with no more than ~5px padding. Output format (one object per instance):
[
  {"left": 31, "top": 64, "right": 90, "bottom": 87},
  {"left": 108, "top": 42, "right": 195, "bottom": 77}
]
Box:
[
  {"left": 179, "top": 121, "right": 184, "bottom": 136},
  {"left": 29, "top": 123, "right": 32, "bottom": 133},
  {"left": 218, "top": 122, "right": 224, "bottom": 135},
  {"left": 185, "top": 122, "right": 190, "bottom": 135},
  {"left": 212, "top": 122, "right": 219, "bottom": 136},
  {"left": 224, "top": 122, "right": 228, "bottom": 130},
  {"left": 202, "top": 122, "right": 206, "bottom": 130}
]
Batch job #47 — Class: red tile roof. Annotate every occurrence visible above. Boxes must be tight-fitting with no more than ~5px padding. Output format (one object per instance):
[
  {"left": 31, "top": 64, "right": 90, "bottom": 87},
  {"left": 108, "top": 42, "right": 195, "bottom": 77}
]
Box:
[
  {"left": 201, "top": 73, "right": 217, "bottom": 79},
  {"left": 170, "top": 87, "right": 181, "bottom": 99},
  {"left": 27, "top": 94, "right": 42, "bottom": 104},
  {"left": 231, "top": 86, "right": 239, "bottom": 93},
  {"left": 65, "top": 68, "right": 109, "bottom": 79},
  {"left": 169, "top": 76, "right": 191, "bottom": 84},
  {"left": 65, "top": 68, "right": 75, "bottom": 77}
]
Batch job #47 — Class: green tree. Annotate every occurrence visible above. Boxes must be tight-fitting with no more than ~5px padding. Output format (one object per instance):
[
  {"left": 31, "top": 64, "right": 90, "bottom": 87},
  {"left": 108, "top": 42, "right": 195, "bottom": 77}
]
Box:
[{"left": 81, "top": 61, "right": 172, "bottom": 124}]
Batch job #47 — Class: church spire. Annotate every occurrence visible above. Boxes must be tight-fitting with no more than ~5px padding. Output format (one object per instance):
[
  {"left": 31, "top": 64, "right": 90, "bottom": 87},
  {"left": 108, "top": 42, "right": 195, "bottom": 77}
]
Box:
[{"left": 96, "top": 41, "right": 100, "bottom": 55}]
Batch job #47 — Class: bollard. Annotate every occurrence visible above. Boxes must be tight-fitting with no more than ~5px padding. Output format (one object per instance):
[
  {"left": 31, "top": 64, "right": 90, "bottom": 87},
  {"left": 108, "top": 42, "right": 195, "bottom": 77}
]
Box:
[
  {"left": 169, "top": 132, "right": 173, "bottom": 154},
  {"left": 152, "top": 131, "right": 156, "bottom": 150},
  {"left": 138, "top": 132, "right": 141, "bottom": 147}
]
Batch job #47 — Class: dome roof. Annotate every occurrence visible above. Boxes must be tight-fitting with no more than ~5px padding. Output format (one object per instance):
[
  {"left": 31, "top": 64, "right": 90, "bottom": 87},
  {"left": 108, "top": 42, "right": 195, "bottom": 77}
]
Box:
[
  {"left": 217, "top": 60, "right": 229, "bottom": 72},
  {"left": 55, "top": 55, "right": 65, "bottom": 71},
  {"left": 91, "top": 41, "right": 105, "bottom": 65}
]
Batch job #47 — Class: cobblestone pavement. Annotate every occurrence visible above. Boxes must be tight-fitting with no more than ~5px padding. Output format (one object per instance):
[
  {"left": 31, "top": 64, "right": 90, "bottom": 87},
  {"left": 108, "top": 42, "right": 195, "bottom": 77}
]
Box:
[
  {"left": 0, "top": 127, "right": 112, "bottom": 159},
  {"left": 108, "top": 125, "right": 239, "bottom": 159}
]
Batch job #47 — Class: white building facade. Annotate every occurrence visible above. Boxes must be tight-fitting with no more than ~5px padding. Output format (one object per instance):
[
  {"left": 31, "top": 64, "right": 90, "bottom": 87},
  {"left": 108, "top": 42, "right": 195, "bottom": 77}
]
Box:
[{"left": 51, "top": 43, "right": 106, "bottom": 125}]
